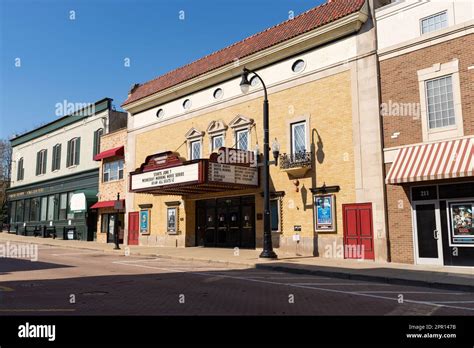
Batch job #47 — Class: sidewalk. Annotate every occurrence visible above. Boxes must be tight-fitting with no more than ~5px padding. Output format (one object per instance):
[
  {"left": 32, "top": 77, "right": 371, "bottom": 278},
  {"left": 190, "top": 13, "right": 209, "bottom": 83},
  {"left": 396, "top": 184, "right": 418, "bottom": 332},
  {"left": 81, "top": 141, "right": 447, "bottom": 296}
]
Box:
[{"left": 1, "top": 231, "right": 473, "bottom": 291}]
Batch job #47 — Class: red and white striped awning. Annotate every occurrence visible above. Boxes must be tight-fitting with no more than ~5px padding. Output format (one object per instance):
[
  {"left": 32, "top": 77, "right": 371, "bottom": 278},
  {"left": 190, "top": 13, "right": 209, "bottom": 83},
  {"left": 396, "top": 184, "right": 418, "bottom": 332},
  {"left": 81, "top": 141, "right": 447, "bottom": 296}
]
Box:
[{"left": 386, "top": 137, "right": 474, "bottom": 184}]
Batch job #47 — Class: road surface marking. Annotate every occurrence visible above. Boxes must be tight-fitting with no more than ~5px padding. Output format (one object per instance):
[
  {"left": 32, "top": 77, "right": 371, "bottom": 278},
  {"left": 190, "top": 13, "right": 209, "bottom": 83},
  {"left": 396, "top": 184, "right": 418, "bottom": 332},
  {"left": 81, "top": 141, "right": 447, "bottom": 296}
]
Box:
[
  {"left": 0, "top": 286, "right": 14, "bottom": 292},
  {"left": 354, "top": 291, "right": 466, "bottom": 295},
  {"left": 51, "top": 252, "right": 103, "bottom": 256},
  {"left": 293, "top": 283, "right": 391, "bottom": 286},
  {"left": 431, "top": 300, "right": 474, "bottom": 304},
  {"left": 113, "top": 260, "right": 474, "bottom": 313},
  {"left": 0, "top": 309, "right": 75, "bottom": 312}
]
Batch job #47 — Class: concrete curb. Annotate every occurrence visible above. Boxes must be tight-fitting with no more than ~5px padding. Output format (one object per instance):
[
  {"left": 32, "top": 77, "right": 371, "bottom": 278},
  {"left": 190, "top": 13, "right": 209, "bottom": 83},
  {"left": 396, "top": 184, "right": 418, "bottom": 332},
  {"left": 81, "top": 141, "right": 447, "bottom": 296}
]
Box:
[
  {"left": 152, "top": 253, "right": 474, "bottom": 292},
  {"left": 1, "top": 233, "right": 472, "bottom": 292},
  {"left": 254, "top": 264, "right": 474, "bottom": 292}
]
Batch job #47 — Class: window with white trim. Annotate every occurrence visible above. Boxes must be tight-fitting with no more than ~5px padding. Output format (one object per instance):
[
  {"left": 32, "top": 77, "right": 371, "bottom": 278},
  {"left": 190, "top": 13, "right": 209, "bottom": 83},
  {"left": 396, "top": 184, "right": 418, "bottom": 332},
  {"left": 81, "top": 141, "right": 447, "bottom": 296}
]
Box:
[
  {"left": 426, "top": 75, "right": 455, "bottom": 129},
  {"left": 291, "top": 121, "right": 307, "bottom": 155},
  {"left": 66, "top": 137, "right": 80, "bottom": 167},
  {"left": 17, "top": 157, "right": 24, "bottom": 181},
  {"left": 212, "top": 135, "right": 224, "bottom": 151},
  {"left": 421, "top": 11, "right": 447, "bottom": 34},
  {"left": 52, "top": 144, "right": 61, "bottom": 171},
  {"left": 190, "top": 140, "right": 201, "bottom": 160},
  {"left": 103, "top": 159, "right": 124, "bottom": 182},
  {"left": 36, "top": 149, "right": 47, "bottom": 175},
  {"left": 236, "top": 129, "right": 249, "bottom": 150}
]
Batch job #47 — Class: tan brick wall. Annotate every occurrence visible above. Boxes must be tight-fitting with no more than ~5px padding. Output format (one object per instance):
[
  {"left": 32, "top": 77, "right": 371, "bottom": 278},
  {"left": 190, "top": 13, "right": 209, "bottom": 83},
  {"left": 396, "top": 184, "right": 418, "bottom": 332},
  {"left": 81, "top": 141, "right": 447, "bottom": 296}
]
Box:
[
  {"left": 381, "top": 34, "right": 474, "bottom": 148},
  {"left": 133, "top": 71, "right": 357, "bottom": 255},
  {"left": 96, "top": 128, "right": 127, "bottom": 243}
]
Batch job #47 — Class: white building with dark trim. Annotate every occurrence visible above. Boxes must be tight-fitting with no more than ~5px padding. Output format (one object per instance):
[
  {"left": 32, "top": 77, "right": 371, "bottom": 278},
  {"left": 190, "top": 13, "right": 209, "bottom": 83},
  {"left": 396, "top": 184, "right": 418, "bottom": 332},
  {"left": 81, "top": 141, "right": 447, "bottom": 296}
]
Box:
[{"left": 6, "top": 98, "right": 126, "bottom": 240}]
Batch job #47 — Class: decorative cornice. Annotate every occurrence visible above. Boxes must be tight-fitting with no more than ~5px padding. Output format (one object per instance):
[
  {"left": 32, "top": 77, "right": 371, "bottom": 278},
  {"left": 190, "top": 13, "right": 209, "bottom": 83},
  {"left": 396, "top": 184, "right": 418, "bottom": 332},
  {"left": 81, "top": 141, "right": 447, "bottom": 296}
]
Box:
[{"left": 123, "top": 8, "right": 368, "bottom": 114}]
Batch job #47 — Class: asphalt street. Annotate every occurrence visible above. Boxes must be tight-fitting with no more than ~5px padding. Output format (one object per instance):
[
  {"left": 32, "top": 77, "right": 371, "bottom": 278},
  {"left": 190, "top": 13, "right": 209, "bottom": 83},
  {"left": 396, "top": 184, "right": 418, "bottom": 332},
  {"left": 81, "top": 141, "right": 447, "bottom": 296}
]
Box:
[{"left": 1, "top": 245, "right": 474, "bottom": 315}]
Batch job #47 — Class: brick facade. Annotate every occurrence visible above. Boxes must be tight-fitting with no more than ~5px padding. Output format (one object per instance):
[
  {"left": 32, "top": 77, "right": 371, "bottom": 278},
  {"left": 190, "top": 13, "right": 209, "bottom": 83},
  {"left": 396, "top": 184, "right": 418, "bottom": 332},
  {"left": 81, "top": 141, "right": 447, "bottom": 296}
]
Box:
[
  {"left": 381, "top": 34, "right": 474, "bottom": 148},
  {"left": 96, "top": 128, "right": 127, "bottom": 243},
  {"left": 132, "top": 71, "right": 358, "bottom": 256},
  {"left": 381, "top": 34, "right": 474, "bottom": 264}
]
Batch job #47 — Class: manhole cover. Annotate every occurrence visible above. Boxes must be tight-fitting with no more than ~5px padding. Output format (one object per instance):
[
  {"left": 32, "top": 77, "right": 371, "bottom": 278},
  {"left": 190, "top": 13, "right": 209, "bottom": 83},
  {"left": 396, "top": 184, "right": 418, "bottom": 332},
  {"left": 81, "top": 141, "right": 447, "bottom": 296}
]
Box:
[{"left": 80, "top": 291, "right": 108, "bottom": 296}]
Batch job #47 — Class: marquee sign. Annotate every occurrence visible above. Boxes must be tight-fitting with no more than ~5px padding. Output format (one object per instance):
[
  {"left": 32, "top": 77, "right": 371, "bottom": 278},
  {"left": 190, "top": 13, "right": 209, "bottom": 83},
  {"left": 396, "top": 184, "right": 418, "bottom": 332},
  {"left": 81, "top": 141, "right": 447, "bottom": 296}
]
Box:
[
  {"left": 208, "top": 163, "right": 258, "bottom": 186},
  {"left": 130, "top": 148, "right": 259, "bottom": 195},
  {"left": 131, "top": 163, "right": 200, "bottom": 191}
]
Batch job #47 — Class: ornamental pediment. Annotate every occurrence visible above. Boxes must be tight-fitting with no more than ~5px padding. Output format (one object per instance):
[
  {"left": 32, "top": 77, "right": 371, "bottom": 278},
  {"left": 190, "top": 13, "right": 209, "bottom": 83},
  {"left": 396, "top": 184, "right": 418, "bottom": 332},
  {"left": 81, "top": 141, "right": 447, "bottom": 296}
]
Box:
[
  {"left": 229, "top": 115, "right": 254, "bottom": 129},
  {"left": 207, "top": 120, "right": 228, "bottom": 134}
]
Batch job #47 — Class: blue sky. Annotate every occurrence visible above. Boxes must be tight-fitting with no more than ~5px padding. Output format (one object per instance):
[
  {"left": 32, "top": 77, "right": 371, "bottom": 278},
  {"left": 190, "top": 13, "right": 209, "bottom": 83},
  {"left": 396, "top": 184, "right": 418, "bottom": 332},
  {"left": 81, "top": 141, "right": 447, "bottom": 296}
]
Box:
[{"left": 0, "top": 0, "right": 324, "bottom": 139}]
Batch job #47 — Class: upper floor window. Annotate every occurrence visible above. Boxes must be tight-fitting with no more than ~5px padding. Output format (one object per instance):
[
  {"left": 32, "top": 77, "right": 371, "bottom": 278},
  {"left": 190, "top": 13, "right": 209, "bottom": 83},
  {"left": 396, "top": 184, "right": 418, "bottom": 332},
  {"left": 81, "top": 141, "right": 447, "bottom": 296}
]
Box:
[
  {"left": 103, "top": 159, "right": 124, "bottom": 182},
  {"left": 93, "top": 129, "right": 103, "bottom": 158},
  {"left": 36, "top": 149, "right": 47, "bottom": 176},
  {"left": 291, "top": 121, "right": 307, "bottom": 154},
  {"left": 212, "top": 135, "right": 224, "bottom": 151},
  {"left": 236, "top": 129, "right": 249, "bottom": 150},
  {"left": 250, "top": 76, "right": 260, "bottom": 87},
  {"left": 292, "top": 59, "right": 306, "bottom": 73},
  {"left": 190, "top": 140, "right": 201, "bottom": 160},
  {"left": 66, "top": 137, "right": 81, "bottom": 167},
  {"left": 421, "top": 11, "right": 447, "bottom": 34},
  {"left": 52, "top": 144, "right": 61, "bottom": 171},
  {"left": 17, "top": 157, "right": 24, "bottom": 181},
  {"left": 426, "top": 75, "right": 455, "bottom": 129},
  {"left": 213, "top": 88, "right": 223, "bottom": 100},
  {"left": 183, "top": 99, "right": 192, "bottom": 110},
  {"left": 156, "top": 108, "right": 164, "bottom": 119}
]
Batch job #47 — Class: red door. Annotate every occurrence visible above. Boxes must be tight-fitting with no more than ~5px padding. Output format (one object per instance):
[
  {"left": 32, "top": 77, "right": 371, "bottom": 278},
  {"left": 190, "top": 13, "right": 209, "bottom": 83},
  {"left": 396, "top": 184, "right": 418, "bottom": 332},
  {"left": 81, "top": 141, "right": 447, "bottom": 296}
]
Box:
[
  {"left": 128, "top": 212, "right": 139, "bottom": 246},
  {"left": 342, "top": 203, "right": 374, "bottom": 260}
]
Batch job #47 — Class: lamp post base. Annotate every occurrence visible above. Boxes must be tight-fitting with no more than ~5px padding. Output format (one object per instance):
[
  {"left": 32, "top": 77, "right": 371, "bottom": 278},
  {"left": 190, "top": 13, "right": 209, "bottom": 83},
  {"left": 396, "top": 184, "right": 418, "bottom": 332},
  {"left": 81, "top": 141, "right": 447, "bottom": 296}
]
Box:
[{"left": 259, "top": 249, "right": 278, "bottom": 259}]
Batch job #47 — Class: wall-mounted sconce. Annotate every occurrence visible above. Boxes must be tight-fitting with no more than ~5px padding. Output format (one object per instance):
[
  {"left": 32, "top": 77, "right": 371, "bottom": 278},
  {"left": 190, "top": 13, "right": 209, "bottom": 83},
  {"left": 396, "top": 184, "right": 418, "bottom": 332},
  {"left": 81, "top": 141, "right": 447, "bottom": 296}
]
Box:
[{"left": 293, "top": 179, "right": 300, "bottom": 192}]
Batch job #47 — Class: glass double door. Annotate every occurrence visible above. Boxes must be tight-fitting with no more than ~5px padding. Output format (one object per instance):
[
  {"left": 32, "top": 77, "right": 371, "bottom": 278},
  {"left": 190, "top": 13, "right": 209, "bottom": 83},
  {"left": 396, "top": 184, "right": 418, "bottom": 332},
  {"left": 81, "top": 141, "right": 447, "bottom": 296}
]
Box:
[
  {"left": 196, "top": 196, "right": 255, "bottom": 249},
  {"left": 413, "top": 201, "right": 443, "bottom": 265}
]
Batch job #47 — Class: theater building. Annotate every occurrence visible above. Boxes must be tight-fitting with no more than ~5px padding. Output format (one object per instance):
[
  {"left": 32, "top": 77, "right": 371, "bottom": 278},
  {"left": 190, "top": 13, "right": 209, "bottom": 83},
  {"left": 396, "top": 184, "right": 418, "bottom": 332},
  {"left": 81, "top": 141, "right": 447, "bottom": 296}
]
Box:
[
  {"left": 123, "top": 0, "right": 389, "bottom": 259},
  {"left": 376, "top": 0, "right": 474, "bottom": 266},
  {"left": 6, "top": 98, "right": 127, "bottom": 241}
]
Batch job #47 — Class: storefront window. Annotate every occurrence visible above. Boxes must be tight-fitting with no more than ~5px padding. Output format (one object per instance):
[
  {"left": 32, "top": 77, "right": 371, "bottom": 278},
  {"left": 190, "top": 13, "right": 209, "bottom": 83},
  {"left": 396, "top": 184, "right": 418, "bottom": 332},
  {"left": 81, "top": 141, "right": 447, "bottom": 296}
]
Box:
[
  {"left": 449, "top": 201, "right": 474, "bottom": 246},
  {"left": 9, "top": 201, "right": 16, "bottom": 223},
  {"left": 47, "top": 195, "right": 56, "bottom": 221},
  {"left": 101, "top": 214, "right": 109, "bottom": 233},
  {"left": 15, "top": 200, "right": 24, "bottom": 223},
  {"left": 59, "top": 193, "right": 68, "bottom": 220},
  {"left": 67, "top": 192, "right": 74, "bottom": 219},
  {"left": 40, "top": 196, "right": 47, "bottom": 221},
  {"left": 24, "top": 199, "right": 31, "bottom": 223},
  {"left": 30, "top": 197, "right": 40, "bottom": 221}
]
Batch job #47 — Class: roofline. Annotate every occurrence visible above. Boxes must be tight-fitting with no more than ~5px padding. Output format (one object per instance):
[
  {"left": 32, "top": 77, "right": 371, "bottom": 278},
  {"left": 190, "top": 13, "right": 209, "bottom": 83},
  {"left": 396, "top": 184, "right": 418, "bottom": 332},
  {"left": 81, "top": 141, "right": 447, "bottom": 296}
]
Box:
[
  {"left": 123, "top": 8, "right": 368, "bottom": 113},
  {"left": 122, "top": 0, "right": 367, "bottom": 108},
  {"left": 10, "top": 98, "right": 113, "bottom": 146}
]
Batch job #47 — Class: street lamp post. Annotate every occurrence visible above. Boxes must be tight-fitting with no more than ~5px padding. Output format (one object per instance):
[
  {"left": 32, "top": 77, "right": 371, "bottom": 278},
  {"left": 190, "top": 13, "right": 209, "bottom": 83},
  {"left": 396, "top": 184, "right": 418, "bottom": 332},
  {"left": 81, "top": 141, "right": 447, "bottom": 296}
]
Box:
[
  {"left": 113, "top": 193, "right": 121, "bottom": 250},
  {"left": 240, "top": 67, "right": 278, "bottom": 259}
]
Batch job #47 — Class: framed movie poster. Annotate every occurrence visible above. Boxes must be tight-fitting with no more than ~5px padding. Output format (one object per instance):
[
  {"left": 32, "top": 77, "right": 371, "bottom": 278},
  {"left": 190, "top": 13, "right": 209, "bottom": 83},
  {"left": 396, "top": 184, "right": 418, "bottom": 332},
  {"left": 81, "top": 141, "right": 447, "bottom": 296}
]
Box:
[
  {"left": 167, "top": 207, "right": 178, "bottom": 234},
  {"left": 140, "top": 209, "right": 150, "bottom": 235},
  {"left": 314, "top": 194, "right": 336, "bottom": 232},
  {"left": 448, "top": 201, "right": 474, "bottom": 247}
]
